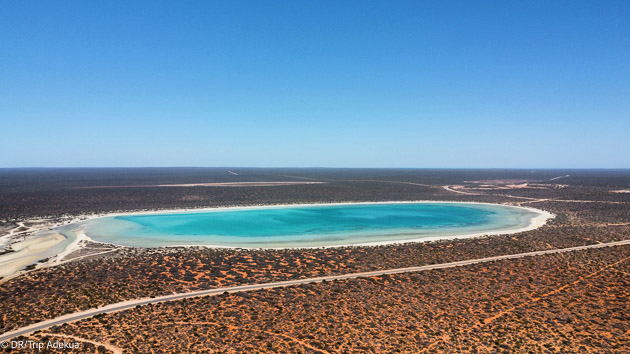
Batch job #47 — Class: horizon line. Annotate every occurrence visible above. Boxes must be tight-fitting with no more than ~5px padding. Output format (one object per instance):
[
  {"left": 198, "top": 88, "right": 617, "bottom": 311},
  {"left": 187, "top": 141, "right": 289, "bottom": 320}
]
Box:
[{"left": 1, "top": 166, "right": 630, "bottom": 171}]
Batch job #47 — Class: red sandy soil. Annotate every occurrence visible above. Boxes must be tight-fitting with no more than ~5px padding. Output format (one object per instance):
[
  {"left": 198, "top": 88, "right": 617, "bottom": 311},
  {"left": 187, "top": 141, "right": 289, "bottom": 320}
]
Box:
[{"left": 22, "top": 245, "right": 629, "bottom": 353}]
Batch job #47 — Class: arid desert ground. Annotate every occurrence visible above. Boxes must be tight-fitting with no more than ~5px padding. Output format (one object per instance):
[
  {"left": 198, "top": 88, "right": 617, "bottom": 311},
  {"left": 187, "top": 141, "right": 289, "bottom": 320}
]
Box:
[{"left": 0, "top": 168, "right": 628, "bottom": 353}]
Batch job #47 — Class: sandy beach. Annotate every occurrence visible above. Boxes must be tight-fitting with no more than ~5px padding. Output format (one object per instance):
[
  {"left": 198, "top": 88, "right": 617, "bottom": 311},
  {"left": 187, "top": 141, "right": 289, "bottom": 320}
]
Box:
[
  {"left": 0, "top": 201, "right": 554, "bottom": 279},
  {"left": 57, "top": 201, "right": 554, "bottom": 249},
  {"left": 0, "top": 233, "right": 67, "bottom": 278}
]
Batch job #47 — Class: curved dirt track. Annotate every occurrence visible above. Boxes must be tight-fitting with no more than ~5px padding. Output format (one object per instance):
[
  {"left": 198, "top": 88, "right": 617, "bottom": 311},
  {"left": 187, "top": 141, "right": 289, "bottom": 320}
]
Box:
[{"left": 1, "top": 239, "right": 629, "bottom": 342}]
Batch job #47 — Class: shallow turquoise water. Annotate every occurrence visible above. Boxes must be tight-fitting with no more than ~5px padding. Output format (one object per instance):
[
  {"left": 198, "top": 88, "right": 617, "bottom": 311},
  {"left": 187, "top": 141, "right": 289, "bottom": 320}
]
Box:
[{"left": 79, "top": 203, "right": 540, "bottom": 248}]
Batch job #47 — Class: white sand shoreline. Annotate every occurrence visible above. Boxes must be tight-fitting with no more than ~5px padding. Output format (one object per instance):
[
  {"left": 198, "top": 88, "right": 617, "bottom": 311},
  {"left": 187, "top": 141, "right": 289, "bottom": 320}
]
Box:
[
  {"left": 0, "top": 201, "right": 554, "bottom": 280},
  {"left": 66, "top": 200, "right": 554, "bottom": 249},
  {"left": 0, "top": 233, "right": 67, "bottom": 278},
  {"left": 69, "top": 199, "right": 552, "bottom": 220}
]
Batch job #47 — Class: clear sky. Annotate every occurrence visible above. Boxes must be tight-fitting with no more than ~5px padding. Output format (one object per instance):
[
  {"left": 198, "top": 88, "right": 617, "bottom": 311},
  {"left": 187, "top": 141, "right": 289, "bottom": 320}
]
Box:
[{"left": 1, "top": 1, "right": 628, "bottom": 168}]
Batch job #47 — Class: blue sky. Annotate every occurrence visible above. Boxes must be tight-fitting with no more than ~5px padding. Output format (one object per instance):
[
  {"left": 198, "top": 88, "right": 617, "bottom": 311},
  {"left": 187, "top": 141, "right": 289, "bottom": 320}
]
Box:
[{"left": 1, "top": 1, "right": 628, "bottom": 168}]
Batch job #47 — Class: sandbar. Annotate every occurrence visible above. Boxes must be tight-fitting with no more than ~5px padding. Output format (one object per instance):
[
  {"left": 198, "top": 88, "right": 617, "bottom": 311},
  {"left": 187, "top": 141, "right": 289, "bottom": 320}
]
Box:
[{"left": 0, "top": 233, "right": 67, "bottom": 278}]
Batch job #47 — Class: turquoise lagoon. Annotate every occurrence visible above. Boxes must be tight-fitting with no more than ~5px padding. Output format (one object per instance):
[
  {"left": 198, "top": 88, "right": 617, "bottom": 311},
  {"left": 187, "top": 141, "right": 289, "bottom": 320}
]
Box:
[{"left": 74, "top": 203, "right": 546, "bottom": 248}]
